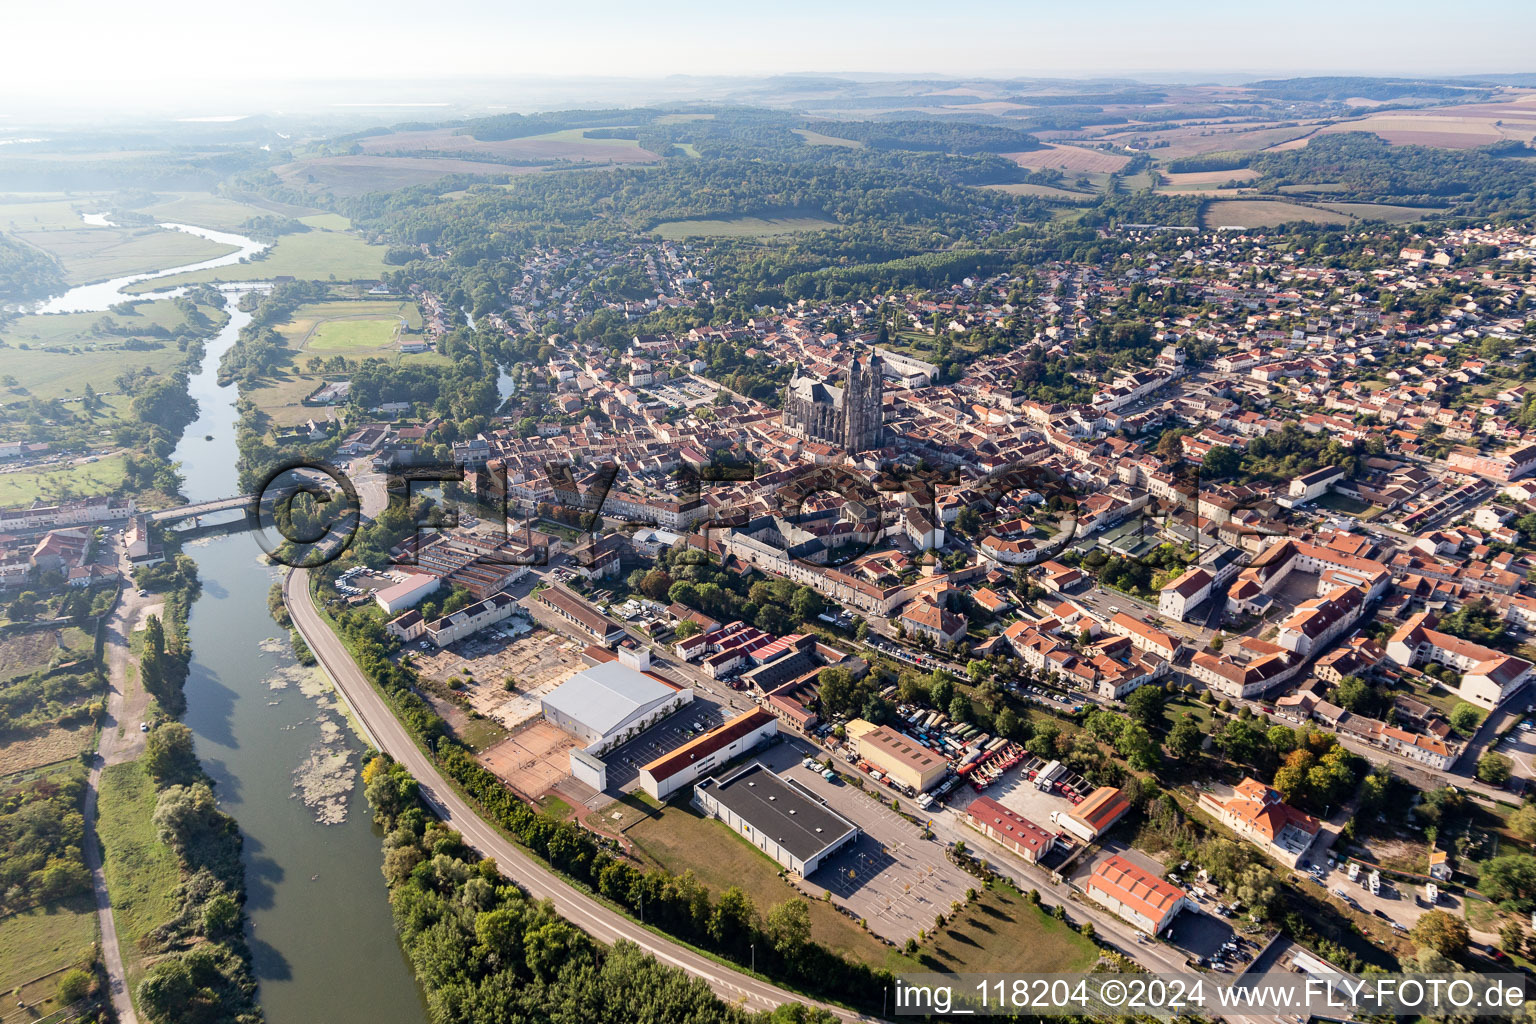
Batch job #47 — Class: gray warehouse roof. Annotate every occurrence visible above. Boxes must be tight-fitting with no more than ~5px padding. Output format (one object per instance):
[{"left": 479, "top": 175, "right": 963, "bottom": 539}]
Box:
[
  {"left": 541, "top": 661, "right": 681, "bottom": 739},
  {"left": 699, "top": 762, "right": 858, "bottom": 863}
]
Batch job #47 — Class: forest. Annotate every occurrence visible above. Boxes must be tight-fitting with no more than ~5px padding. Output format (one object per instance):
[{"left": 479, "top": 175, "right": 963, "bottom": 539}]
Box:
[{"left": 0, "top": 230, "right": 66, "bottom": 302}]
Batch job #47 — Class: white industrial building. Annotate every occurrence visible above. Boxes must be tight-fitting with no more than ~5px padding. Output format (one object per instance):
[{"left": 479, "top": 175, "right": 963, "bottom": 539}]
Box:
[{"left": 542, "top": 661, "right": 694, "bottom": 759}]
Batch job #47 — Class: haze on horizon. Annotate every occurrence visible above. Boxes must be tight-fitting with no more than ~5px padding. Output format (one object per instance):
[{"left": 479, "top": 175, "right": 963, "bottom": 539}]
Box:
[{"left": 7, "top": 0, "right": 1536, "bottom": 115}]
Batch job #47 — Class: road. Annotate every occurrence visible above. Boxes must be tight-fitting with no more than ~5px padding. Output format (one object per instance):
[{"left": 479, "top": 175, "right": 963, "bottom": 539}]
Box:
[
  {"left": 83, "top": 531, "right": 161, "bottom": 1024},
  {"left": 284, "top": 567, "right": 872, "bottom": 1021}
]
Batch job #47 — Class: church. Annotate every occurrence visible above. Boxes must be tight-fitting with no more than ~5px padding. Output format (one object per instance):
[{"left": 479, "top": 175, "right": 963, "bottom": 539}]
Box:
[{"left": 782, "top": 349, "right": 884, "bottom": 453}]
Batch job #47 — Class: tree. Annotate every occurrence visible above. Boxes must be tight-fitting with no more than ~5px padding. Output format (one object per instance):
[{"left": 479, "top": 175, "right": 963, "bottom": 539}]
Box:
[
  {"left": 949, "top": 694, "right": 971, "bottom": 724},
  {"left": 144, "top": 722, "right": 200, "bottom": 786},
  {"left": 1116, "top": 722, "right": 1159, "bottom": 771},
  {"left": 1508, "top": 804, "right": 1536, "bottom": 843},
  {"left": 56, "top": 968, "right": 91, "bottom": 1005},
  {"left": 639, "top": 569, "right": 674, "bottom": 602},
  {"left": 1125, "top": 685, "right": 1166, "bottom": 730},
  {"left": 1202, "top": 444, "right": 1242, "bottom": 480},
  {"left": 1501, "top": 920, "right": 1527, "bottom": 955},
  {"left": 1478, "top": 752, "right": 1513, "bottom": 786},
  {"left": 766, "top": 899, "right": 811, "bottom": 957},
  {"left": 1449, "top": 702, "right": 1484, "bottom": 735},
  {"left": 1481, "top": 854, "right": 1536, "bottom": 911},
  {"left": 1168, "top": 715, "right": 1203, "bottom": 760},
  {"left": 790, "top": 588, "right": 824, "bottom": 624},
  {"left": 203, "top": 892, "right": 240, "bottom": 935},
  {"left": 1334, "top": 675, "right": 1373, "bottom": 713},
  {"left": 817, "top": 667, "right": 855, "bottom": 719},
  {"left": 1411, "top": 909, "right": 1470, "bottom": 959},
  {"left": 709, "top": 886, "right": 759, "bottom": 954}
]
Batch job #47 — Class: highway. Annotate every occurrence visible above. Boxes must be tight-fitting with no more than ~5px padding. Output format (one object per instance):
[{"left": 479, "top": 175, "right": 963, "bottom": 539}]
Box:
[{"left": 283, "top": 568, "right": 873, "bottom": 1021}]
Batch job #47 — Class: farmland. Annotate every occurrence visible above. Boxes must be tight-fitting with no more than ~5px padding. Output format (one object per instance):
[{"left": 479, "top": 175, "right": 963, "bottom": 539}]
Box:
[
  {"left": 274, "top": 155, "right": 540, "bottom": 198},
  {"left": 0, "top": 895, "right": 97, "bottom": 997},
  {"left": 126, "top": 225, "right": 391, "bottom": 291},
  {"left": 238, "top": 374, "right": 333, "bottom": 428},
  {"left": 1316, "top": 109, "right": 1536, "bottom": 148},
  {"left": 652, "top": 211, "right": 839, "bottom": 240},
  {"left": 11, "top": 225, "right": 237, "bottom": 284},
  {"left": 1200, "top": 199, "right": 1355, "bottom": 229},
  {"left": 0, "top": 626, "right": 94, "bottom": 683},
  {"left": 139, "top": 192, "right": 292, "bottom": 232},
  {"left": 0, "top": 194, "right": 105, "bottom": 232},
  {"left": 1002, "top": 144, "right": 1129, "bottom": 174},
  {"left": 794, "top": 128, "right": 864, "bottom": 148},
  {"left": 982, "top": 182, "right": 1096, "bottom": 201}
]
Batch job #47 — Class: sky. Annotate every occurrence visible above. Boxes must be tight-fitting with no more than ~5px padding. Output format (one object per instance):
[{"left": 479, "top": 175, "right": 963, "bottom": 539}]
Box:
[{"left": 6, "top": 0, "right": 1535, "bottom": 105}]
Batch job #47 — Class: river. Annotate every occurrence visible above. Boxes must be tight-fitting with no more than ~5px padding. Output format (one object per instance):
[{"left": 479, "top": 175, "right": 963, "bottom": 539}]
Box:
[{"left": 39, "top": 217, "right": 429, "bottom": 1023}]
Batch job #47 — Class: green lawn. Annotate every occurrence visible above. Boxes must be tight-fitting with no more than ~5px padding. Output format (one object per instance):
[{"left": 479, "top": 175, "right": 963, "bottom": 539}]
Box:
[
  {"left": 0, "top": 452, "right": 128, "bottom": 505},
  {"left": 238, "top": 374, "right": 330, "bottom": 428},
  {"left": 305, "top": 317, "right": 402, "bottom": 353},
  {"left": 126, "top": 227, "right": 390, "bottom": 291},
  {"left": 95, "top": 760, "right": 181, "bottom": 992},
  {"left": 12, "top": 226, "right": 238, "bottom": 284},
  {"left": 608, "top": 792, "right": 892, "bottom": 965},
  {"left": 652, "top": 212, "right": 838, "bottom": 240},
  {"left": 914, "top": 882, "right": 1099, "bottom": 975},
  {"left": 299, "top": 213, "right": 352, "bottom": 231},
  {"left": 0, "top": 895, "right": 98, "bottom": 993}
]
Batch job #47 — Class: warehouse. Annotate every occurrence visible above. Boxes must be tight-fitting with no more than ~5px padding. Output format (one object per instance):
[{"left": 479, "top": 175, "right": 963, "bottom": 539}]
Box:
[
  {"left": 693, "top": 763, "right": 859, "bottom": 876},
  {"left": 845, "top": 719, "right": 948, "bottom": 792},
  {"left": 1085, "top": 855, "right": 1191, "bottom": 935},
  {"left": 541, "top": 660, "right": 693, "bottom": 756},
  {"left": 639, "top": 708, "right": 778, "bottom": 800}
]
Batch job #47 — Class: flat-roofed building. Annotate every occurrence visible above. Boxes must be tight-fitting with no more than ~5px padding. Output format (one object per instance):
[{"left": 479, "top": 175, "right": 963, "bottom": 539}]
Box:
[
  {"left": 693, "top": 762, "right": 860, "bottom": 876},
  {"left": 639, "top": 709, "right": 778, "bottom": 800},
  {"left": 845, "top": 719, "right": 947, "bottom": 792},
  {"left": 374, "top": 572, "right": 441, "bottom": 614},
  {"left": 965, "top": 796, "right": 1057, "bottom": 865},
  {"left": 1086, "top": 855, "right": 1191, "bottom": 935}
]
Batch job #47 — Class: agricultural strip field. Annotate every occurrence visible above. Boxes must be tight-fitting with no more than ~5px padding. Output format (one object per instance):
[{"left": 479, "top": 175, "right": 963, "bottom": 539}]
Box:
[
  {"left": 1316, "top": 112, "right": 1536, "bottom": 148},
  {"left": 1200, "top": 199, "right": 1355, "bottom": 229},
  {"left": 272, "top": 155, "right": 539, "bottom": 198},
  {"left": 603, "top": 792, "right": 895, "bottom": 966},
  {"left": 0, "top": 452, "right": 128, "bottom": 505},
  {"left": 982, "top": 182, "right": 1096, "bottom": 201},
  {"left": 12, "top": 225, "right": 237, "bottom": 284},
  {"left": 126, "top": 226, "right": 391, "bottom": 291},
  {"left": 95, "top": 760, "right": 182, "bottom": 993},
  {"left": 652, "top": 212, "right": 838, "bottom": 240},
  {"left": 1002, "top": 144, "right": 1129, "bottom": 173}
]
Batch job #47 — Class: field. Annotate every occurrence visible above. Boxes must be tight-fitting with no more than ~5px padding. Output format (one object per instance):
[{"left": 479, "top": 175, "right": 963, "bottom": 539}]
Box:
[
  {"left": 139, "top": 192, "right": 281, "bottom": 232},
  {"left": 95, "top": 760, "right": 181, "bottom": 992},
  {"left": 355, "top": 125, "right": 662, "bottom": 164},
  {"left": 0, "top": 625, "right": 94, "bottom": 682},
  {"left": 0, "top": 194, "right": 105, "bottom": 231},
  {"left": 238, "top": 374, "right": 332, "bottom": 428},
  {"left": 1200, "top": 199, "right": 1355, "bottom": 229},
  {"left": 0, "top": 895, "right": 98, "bottom": 995},
  {"left": 0, "top": 720, "right": 97, "bottom": 776},
  {"left": 608, "top": 792, "right": 893, "bottom": 965},
  {"left": 263, "top": 299, "right": 425, "bottom": 371},
  {"left": 0, "top": 297, "right": 220, "bottom": 402},
  {"left": 982, "top": 182, "right": 1096, "bottom": 201},
  {"left": 1316, "top": 109, "right": 1536, "bottom": 148},
  {"left": 1161, "top": 168, "right": 1261, "bottom": 186},
  {"left": 912, "top": 883, "right": 1099, "bottom": 975},
  {"left": 273, "top": 155, "right": 540, "bottom": 198},
  {"left": 652, "top": 212, "right": 839, "bottom": 240},
  {"left": 793, "top": 128, "right": 864, "bottom": 148},
  {"left": 12, "top": 225, "right": 237, "bottom": 284},
  {"left": 1002, "top": 144, "right": 1129, "bottom": 173},
  {"left": 127, "top": 226, "right": 391, "bottom": 291},
  {"left": 1314, "top": 202, "right": 1444, "bottom": 224},
  {"left": 0, "top": 452, "right": 128, "bottom": 505}
]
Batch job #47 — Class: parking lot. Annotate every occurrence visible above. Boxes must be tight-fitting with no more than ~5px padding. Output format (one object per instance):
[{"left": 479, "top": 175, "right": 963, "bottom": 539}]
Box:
[
  {"left": 600, "top": 696, "right": 731, "bottom": 793},
  {"left": 758, "top": 745, "right": 972, "bottom": 943},
  {"left": 984, "top": 763, "right": 1081, "bottom": 831}
]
